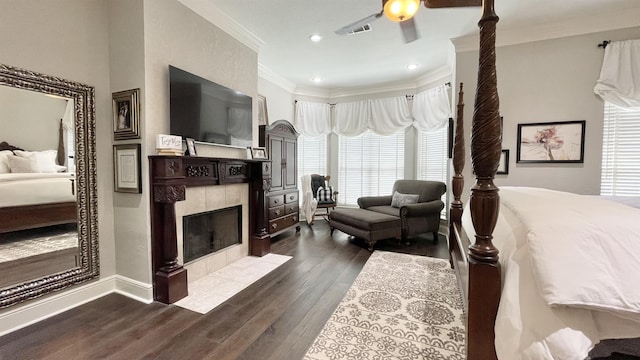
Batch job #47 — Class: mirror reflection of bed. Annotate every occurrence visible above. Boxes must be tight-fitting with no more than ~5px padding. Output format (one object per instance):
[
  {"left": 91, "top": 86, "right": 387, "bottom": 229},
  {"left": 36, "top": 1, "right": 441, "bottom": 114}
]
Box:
[{"left": 0, "top": 85, "right": 78, "bottom": 290}]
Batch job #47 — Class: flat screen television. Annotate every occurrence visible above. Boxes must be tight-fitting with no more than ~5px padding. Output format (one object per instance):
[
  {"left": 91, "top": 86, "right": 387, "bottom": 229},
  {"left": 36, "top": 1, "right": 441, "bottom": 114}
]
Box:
[{"left": 169, "top": 65, "right": 252, "bottom": 148}]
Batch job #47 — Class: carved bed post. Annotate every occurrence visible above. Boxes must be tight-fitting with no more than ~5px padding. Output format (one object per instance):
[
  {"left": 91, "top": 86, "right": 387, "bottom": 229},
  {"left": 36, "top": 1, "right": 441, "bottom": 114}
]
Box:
[
  {"left": 449, "top": 83, "right": 465, "bottom": 268},
  {"left": 468, "top": 0, "right": 502, "bottom": 359}
]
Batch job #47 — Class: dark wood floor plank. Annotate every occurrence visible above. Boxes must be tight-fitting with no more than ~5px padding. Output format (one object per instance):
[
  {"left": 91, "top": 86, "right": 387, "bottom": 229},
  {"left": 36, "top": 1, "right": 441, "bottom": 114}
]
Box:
[{"left": 0, "top": 220, "right": 449, "bottom": 360}]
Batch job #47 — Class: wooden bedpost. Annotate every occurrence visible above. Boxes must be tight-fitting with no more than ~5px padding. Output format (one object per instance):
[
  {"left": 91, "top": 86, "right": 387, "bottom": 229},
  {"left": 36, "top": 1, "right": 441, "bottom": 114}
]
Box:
[
  {"left": 468, "top": 0, "right": 502, "bottom": 359},
  {"left": 449, "top": 83, "right": 465, "bottom": 269}
]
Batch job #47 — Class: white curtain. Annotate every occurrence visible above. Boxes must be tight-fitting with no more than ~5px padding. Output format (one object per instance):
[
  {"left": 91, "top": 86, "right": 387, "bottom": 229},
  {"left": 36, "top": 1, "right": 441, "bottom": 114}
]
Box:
[
  {"left": 334, "top": 100, "right": 370, "bottom": 136},
  {"left": 294, "top": 101, "right": 331, "bottom": 136},
  {"left": 594, "top": 39, "right": 640, "bottom": 108},
  {"left": 369, "top": 96, "right": 413, "bottom": 135},
  {"left": 412, "top": 84, "right": 451, "bottom": 131},
  {"left": 334, "top": 96, "right": 412, "bottom": 136}
]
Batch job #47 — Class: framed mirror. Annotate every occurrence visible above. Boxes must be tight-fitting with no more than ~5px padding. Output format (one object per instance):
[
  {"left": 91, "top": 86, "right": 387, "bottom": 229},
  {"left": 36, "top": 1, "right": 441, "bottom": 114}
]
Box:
[{"left": 0, "top": 64, "right": 98, "bottom": 308}]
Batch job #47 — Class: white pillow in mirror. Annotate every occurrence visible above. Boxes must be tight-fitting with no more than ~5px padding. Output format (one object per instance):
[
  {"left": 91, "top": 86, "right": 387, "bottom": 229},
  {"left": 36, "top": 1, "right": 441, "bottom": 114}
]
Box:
[
  {"left": 14, "top": 149, "right": 58, "bottom": 173},
  {"left": 8, "top": 153, "right": 40, "bottom": 173},
  {"left": 0, "top": 150, "right": 13, "bottom": 173}
]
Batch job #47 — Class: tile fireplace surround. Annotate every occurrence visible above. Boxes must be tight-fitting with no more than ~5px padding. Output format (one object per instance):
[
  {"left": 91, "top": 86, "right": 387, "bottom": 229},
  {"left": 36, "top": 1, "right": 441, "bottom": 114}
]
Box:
[{"left": 175, "top": 184, "right": 249, "bottom": 283}]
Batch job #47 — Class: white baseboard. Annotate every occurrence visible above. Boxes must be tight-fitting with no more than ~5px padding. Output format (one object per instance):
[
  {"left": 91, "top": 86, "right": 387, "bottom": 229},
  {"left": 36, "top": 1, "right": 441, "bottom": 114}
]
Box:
[{"left": 0, "top": 275, "right": 153, "bottom": 337}]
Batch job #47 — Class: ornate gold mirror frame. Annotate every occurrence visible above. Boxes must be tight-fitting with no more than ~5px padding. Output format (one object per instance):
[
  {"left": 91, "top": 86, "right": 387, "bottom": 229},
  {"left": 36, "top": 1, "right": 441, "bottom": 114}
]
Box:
[{"left": 0, "top": 64, "right": 99, "bottom": 308}]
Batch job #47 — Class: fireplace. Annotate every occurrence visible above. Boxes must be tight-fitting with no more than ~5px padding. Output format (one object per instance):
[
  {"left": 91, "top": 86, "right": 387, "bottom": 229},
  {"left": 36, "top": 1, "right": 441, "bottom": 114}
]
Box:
[{"left": 183, "top": 205, "right": 242, "bottom": 264}]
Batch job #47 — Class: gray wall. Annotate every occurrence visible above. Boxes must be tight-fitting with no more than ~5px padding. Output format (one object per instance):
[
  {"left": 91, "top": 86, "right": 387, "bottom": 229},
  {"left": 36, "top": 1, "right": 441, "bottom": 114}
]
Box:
[{"left": 455, "top": 26, "right": 640, "bottom": 202}]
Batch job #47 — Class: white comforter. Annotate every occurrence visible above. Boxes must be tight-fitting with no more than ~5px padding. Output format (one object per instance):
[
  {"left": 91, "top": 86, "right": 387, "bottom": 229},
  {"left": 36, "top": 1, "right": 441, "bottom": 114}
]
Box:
[
  {"left": 0, "top": 173, "right": 76, "bottom": 207},
  {"left": 463, "top": 187, "right": 640, "bottom": 360}
]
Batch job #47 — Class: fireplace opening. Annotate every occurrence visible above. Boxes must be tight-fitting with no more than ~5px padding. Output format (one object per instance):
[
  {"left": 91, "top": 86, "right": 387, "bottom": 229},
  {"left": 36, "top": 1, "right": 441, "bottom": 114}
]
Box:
[{"left": 183, "top": 205, "right": 242, "bottom": 263}]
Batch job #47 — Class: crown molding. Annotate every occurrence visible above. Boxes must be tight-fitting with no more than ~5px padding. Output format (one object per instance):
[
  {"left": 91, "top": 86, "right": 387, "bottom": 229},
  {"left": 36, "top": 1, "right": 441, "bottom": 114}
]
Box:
[
  {"left": 177, "top": 0, "right": 264, "bottom": 53},
  {"left": 258, "top": 64, "right": 296, "bottom": 93},
  {"left": 415, "top": 65, "right": 452, "bottom": 88},
  {"left": 452, "top": 8, "right": 640, "bottom": 52}
]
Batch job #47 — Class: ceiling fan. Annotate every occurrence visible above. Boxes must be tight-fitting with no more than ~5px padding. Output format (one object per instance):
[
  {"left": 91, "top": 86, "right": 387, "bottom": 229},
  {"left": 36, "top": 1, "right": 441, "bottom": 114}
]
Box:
[{"left": 334, "top": 0, "right": 482, "bottom": 43}]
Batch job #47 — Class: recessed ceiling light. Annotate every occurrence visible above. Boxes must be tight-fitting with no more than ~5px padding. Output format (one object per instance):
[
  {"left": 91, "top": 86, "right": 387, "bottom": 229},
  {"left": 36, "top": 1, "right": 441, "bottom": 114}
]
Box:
[
  {"left": 309, "top": 34, "right": 323, "bottom": 42},
  {"left": 407, "top": 63, "right": 419, "bottom": 70},
  {"left": 312, "top": 77, "right": 323, "bottom": 83}
]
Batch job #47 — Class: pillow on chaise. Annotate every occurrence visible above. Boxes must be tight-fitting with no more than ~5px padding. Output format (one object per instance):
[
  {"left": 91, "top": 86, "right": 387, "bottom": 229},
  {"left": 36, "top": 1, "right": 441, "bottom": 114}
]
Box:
[{"left": 391, "top": 191, "right": 419, "bottom": 208}]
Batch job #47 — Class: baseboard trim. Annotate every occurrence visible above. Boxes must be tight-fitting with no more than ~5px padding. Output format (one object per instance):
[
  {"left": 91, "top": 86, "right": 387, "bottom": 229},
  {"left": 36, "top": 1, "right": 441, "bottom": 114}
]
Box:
[{"left": 0, "top": 275, "right": 154, "bottom": 336}]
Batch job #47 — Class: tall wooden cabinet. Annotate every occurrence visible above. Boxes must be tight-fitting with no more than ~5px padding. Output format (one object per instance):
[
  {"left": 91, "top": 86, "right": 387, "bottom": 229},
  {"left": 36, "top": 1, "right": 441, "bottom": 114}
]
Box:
[{"left": 259, "top": 120, "right": 300, "bottom": 237}]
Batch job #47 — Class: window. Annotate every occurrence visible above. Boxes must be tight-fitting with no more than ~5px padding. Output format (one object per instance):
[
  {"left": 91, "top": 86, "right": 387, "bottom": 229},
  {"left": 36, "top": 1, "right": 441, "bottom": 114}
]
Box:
[
  {"left": 338, "top": 131, "right": 405, "bottom": 206},
  {"left": 416, "top": 126, "right": 448, "bottom": 218},
  {"left": 601, "top": 102, "right": 640, "bottom": 196},
  {"left": 297, "top": 134, "right": 327, "bottom": 178}
]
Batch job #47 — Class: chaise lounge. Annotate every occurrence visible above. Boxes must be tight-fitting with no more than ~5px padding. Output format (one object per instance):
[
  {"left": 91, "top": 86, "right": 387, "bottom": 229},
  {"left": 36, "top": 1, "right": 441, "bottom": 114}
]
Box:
[{"left": 329, "top": 180, "right": 446, "bottom": 251}]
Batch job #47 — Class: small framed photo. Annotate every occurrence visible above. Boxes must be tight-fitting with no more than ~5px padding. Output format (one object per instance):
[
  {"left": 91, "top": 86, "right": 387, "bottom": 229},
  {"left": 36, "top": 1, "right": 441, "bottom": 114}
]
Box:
[
  {"left": 517, "top": 120, "right": 585, "bottom": 163},
  {"left": 250, "top": 147, "right": 268, "bottom": 159},
  {"left": 112, "top": 88, "right": 141, "bottom": 140},
  {"left": 185, "top": 137, "right": 197, "bottom": 156},
  {"left": 497, "top": 149, "right": 509, "bottom": 175},
  {"left": 113, "top": 144, "right": 141, "bottom": 193}
]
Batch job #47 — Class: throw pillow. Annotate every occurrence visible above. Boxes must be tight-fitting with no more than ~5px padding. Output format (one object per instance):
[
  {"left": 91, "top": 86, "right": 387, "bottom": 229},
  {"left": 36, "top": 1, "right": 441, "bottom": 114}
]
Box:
[
  {"left": 317, "top": 186, "right": 334, "bottom": 204},
  {"left": 0, "top": 150, "right": 13, "bottom": 173},
  {"left": 8, "top": 153, "right": 40, "bottom": 173},
  {"left": 15, "top": 149, "right": 58, "bottom": 173},
  {"left": 391, "top": 191, "right": 419, "bottom": 208}
]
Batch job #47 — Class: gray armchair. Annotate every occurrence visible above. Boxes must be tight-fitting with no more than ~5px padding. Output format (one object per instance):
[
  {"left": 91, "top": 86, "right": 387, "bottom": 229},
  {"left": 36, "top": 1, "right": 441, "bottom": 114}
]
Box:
[{"left": 357, "top": 180, "right": 446, "bottom": 242}]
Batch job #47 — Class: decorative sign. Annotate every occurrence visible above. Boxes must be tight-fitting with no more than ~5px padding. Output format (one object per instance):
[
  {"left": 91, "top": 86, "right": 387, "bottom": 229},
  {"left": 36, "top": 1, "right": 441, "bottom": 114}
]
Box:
[{"left": 156, "top": 134, "right": 183, "bottom": 156}]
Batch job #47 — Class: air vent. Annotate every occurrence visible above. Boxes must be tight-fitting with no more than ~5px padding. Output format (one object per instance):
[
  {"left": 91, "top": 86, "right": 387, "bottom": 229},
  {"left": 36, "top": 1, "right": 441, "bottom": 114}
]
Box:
[{"left": 347, "top": 24, "right": 372, "bottom": 35}]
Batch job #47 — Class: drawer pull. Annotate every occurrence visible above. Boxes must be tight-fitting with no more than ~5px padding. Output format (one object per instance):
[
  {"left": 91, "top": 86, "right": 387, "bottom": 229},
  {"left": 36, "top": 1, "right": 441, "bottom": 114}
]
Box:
[
  {"left": 274, "top": 199, "right": 279, "bottom": 204},
  {"left": 271, "top": 223, "right": 278, "bottom": 229},
  {"left": 275, "top": 210, "right": 281, "bottom": 216},
  {"left": 292, "top": 216, "right": 298, "bottom": 222}
]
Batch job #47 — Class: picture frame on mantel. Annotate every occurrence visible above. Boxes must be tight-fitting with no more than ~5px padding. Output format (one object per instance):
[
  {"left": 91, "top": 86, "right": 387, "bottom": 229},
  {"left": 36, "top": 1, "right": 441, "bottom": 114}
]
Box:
[
  {"left": 112, "top": 88, "right": 141, "bottom": 140},
  {"left": 113, "top": 144, "right": 142, "bottom": 193}
]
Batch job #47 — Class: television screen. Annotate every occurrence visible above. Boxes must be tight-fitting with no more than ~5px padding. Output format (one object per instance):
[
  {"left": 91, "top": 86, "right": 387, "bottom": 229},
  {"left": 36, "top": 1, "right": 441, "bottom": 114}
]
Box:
[{"left": 169, "top": 65, "right": 252, "bottom": 148}]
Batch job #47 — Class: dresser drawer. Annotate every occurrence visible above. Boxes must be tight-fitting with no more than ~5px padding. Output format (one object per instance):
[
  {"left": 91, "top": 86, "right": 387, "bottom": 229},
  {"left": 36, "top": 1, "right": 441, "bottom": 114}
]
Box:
[
  {"left": 285, "top": 202, "right": 298, "bottom": 215},
  {"left": 268, "top": 213, "right": 298, "bottom": 234},
  {"left": 268, "top": 205, "right": 285, "bottom": 220},
  {"left": 268, "top": 195, "right": 285, "bottom": 208},
  {"left": 284, "top": 191, "right": 298, "bottom": 204}
]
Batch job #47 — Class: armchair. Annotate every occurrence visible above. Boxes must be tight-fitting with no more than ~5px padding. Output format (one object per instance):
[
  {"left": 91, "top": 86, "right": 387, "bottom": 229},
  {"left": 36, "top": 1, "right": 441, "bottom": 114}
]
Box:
[
  {"left": 310, "top": 174, "right": 338, "bottom": 221},
  {"left": 357, "top": 180, "right": 446, "bottom": 242}
]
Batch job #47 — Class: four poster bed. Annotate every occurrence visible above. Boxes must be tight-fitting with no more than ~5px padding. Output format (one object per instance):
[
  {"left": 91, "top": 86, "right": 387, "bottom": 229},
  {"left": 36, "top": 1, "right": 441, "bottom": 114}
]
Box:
[{"left": 449, "top": 1, "right": 640, "bottom": 359}]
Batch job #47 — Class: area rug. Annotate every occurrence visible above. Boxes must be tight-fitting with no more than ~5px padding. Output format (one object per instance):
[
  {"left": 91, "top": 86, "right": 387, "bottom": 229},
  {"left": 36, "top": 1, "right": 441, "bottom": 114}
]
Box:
[
  {"left": 304, "top": 251, "right": 466, "bottom": 360},
  {"left": 174, "top": 253, "right": 292, "bottom": 314},
  {"left": 0, "top": 232, "right": 77, "bottom": 263}
]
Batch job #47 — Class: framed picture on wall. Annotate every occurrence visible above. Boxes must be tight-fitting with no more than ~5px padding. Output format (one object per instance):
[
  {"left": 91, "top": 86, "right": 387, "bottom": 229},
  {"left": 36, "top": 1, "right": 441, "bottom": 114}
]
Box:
[
  {"left": 112, "top": 88, "right": 141, "bottom": 140},
  {"left": 516, "top": 120, "right": 585, "bottom": 163},
  {"left": 113, "top": 144, "right": 141, "bottom": 193},
  {"left": 257, "top": 95, "right": 269, "bottom": 125},
  {"left": 497, "top": 149, "right": 509, "bottom": 175}
]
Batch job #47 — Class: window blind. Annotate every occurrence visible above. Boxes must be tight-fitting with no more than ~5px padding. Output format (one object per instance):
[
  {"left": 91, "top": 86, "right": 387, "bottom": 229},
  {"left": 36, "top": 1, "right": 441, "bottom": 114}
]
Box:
[
  {"left": 601, "top": 102, "right": 640, "bottom": 196},
  {"left": 297, "top": 134, "right": 327, "bottom": 178},
  {"left": 416, "top": 126, "right": 448, "bottom": 218},
  {"left": 338, "top": 131, "right": 405, "bottom": 206}
]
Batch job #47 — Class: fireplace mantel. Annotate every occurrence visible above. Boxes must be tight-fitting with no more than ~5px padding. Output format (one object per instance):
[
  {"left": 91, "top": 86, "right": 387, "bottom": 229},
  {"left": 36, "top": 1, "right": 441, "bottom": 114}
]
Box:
[{"left": 149, "top": 155, "right": 271, "bottom": 304}]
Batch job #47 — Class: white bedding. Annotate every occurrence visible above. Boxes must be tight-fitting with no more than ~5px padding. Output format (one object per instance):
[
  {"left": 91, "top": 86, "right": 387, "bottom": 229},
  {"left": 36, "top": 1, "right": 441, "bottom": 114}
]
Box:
[
  {"left": 0, "top": 173, "right": 76, "bottom": 207},
  {"left": 462, "top": 187, "right": 640, "bottom": 360}
]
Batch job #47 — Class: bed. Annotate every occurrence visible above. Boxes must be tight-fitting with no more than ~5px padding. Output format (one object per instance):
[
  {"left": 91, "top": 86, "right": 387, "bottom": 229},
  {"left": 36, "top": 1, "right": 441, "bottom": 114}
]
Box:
[
  {"left": 0, "top": 138, "right": 77, "bottom": 234},
  {"left": 448, "top": 2, "right": 640, "bottom": 359}
]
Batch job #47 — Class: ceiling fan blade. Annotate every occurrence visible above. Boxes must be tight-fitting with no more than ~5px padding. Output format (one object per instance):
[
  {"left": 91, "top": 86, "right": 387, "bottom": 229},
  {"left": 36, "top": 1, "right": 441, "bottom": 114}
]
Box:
[
  {"left": 424, "top": 0, "right": 481, "bottom": 8},
  {"left": 334, "top": 11, "right": 384, "bottom": 35},
  {"left": 399, "top": 18, "right": 419, "bottom": 43}
]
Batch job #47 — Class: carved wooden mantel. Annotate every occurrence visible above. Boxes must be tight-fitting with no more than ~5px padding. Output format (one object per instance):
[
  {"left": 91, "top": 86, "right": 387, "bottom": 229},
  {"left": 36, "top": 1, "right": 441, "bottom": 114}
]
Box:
[{"left": 149, "top": 155, "right": 271, "bottom": 304}]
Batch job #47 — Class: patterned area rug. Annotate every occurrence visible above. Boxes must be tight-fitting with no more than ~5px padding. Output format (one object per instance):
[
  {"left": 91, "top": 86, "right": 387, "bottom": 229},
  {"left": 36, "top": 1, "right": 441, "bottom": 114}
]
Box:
[{"left": 304, "top": 251, "right": 466, "bottom": 360}]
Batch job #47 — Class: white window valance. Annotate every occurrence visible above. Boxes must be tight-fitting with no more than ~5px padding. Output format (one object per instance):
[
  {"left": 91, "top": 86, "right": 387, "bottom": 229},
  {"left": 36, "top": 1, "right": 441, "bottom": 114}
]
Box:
[
  {"left": 594, "top": 39, "right": 640, "bottom": 108},
  {"left": 412, "top": 84, "right": 451, "bottom": 132},
  {"left": 334, "top": 96, "right": 412, "bottom": 136},
  {"left": 294, "top": 101, "right": 332, "bottom": 137}
]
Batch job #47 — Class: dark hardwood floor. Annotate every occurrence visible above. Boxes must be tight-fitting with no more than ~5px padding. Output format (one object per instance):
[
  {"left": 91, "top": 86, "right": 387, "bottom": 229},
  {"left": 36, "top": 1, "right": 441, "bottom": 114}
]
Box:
[{"left": 0, "top": 221, "right": 448, "bottom": 360}]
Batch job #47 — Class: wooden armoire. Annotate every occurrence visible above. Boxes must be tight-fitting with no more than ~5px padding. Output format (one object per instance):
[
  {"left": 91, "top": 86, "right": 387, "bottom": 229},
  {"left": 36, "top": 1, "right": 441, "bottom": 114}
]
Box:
[{"left": 259, "top": 120, "right": 300, "bottom": 237}]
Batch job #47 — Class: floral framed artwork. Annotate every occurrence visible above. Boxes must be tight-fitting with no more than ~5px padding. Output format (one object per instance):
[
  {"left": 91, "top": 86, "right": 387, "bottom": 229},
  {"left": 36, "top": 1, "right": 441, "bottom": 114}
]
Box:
[
  {"left": 112, "top": 88, "right": 140, "bottom": 140},
  {"left": 516, "top": 120, "right": 585, "bottom": 163},
  {"left": 113, "top": 144, "right": 141, "bottom": 193},
  {"left": 497, "top": 149, "right": 509, "bottom": 175}
]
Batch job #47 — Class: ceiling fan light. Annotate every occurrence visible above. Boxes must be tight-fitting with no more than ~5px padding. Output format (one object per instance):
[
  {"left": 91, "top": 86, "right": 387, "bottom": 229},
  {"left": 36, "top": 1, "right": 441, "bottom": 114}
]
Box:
[{"left": 383, "top": 0, "right": 420, "bottom": 22}]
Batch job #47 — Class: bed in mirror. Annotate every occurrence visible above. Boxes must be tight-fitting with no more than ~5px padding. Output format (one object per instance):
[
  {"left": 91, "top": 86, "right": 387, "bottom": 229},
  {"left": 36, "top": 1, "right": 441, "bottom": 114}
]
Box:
[{"left": 0, "top": 64, "right": 98, "bottom": 308}]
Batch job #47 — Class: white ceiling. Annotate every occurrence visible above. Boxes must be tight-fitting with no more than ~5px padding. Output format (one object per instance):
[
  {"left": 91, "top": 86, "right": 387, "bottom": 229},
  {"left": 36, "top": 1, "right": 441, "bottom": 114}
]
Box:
[{"left": 182, "top": 0, "right": 640, "bottom": 94}]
